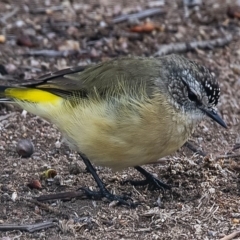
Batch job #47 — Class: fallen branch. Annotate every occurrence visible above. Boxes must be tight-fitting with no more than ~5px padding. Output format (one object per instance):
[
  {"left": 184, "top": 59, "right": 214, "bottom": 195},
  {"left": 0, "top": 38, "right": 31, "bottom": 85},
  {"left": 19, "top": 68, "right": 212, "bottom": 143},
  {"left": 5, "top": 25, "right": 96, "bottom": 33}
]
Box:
[
  {"left": 0, "top": 221, "right": 56, "bottom": 233},
  {"left": 35, "top": 189, "right": 86, "bottom": 202},
  {"left": 0, "top": 112, "right": 16, "bottom": 121},
  {"left": 232, "top": 143, "right": 240, "bottom": 151},
  {"left": 25, "top": 198, "right": 65, "bottom": 217},
  {"left": 115, "top": 31, "right": 142, "bottom": 40},
  {"left": 220, "top": 230, "right": 240, "bottom": 240},
  {"left": 23, "top": 50, "right": 84, "bottom": 57},
  {"left": 113, "top": 8, "right": 165, "bottom": 24},
  {"left": 184, "top": 141, "right": 207, "bottom": 157},
  {"left": 154, "top": 34, "right": 232, "bottom": 56},
  {"left": 0, "top": 7, "right": 19, "bottom": 24},
  {"left": 215, "top": 153, "right": 240, "bottom": 161},
  {"left": 29, "top": 6, "right": 65, "bottom": 14},
  {"left": 46, "top": 21, "right": 81, "bottom": 28},
  {"left": 0, "top": 74, "right": 17, "bottom": 81}
]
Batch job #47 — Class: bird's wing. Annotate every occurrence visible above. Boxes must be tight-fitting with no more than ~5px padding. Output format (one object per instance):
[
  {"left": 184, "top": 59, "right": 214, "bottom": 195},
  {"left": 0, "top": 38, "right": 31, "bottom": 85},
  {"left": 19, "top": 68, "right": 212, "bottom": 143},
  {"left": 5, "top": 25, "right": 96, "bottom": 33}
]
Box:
[{"left": 23, "top": 57, "right": 158, "bottom": 99}]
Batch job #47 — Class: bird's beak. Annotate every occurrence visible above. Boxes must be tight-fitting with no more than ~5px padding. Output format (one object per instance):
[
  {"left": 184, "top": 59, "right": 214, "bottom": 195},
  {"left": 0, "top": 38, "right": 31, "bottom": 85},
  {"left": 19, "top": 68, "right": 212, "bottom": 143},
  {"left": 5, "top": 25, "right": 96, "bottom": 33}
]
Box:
[{"left": 200, "top": 107, "right": 227, "bottom": 128}]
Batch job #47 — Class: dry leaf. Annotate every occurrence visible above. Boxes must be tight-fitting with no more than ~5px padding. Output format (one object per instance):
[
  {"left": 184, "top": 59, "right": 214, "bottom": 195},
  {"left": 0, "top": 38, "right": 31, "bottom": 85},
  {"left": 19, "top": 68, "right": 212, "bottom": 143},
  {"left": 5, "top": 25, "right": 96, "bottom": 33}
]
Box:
[{"left": 130, "top": 22, "right": 156, "bottom": 33}]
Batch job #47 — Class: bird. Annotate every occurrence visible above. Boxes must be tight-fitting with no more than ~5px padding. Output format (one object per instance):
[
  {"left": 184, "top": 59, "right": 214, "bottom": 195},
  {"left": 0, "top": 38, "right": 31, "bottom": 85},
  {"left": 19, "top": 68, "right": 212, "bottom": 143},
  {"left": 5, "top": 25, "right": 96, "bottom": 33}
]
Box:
[{"left": 0, "top": 54, "right": 226, "bottom": 206}]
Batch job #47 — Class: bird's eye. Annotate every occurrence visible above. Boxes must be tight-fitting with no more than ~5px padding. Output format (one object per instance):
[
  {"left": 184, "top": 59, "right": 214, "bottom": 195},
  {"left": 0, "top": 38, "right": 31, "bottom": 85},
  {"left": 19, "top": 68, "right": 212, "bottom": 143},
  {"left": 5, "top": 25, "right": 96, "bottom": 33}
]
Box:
[{"left": 188, "top": 90, "right": 198, "bottom": 102}]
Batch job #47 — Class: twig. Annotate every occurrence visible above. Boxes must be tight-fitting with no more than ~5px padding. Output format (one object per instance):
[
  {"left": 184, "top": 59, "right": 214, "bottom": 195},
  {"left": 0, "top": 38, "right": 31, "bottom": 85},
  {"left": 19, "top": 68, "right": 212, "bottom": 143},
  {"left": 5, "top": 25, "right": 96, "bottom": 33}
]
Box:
[
  {"left": 29, "top": 6, "right": 65, "bottom": 14},
  {"left": 0, "top": 7, "right": 19, "bottom": 24},
  {"left": 183, "top": 0, "right": 202, "bottom": 18},
  {"left": 35, "top": 189, "right": 86, "bottom": 202},
  {"left": 115, "top": 31, "right": 142, "bottom": 40},
  {"left": 232, "top": 143, "right": 240, "bottom": 151},
  {"left": 215, "top": 153, "right": 240, "bottom": 160},
  {"left": 45, "top": 22, "right": 81, "bottom": 28},
  {"left": 220, "top": 230, "right": 240, "bottom": 240},
  {"left": 23, "top": 50, "right": 85, "bottom": 57},
  {"left": 0, "top": 112, "right": 16, "bottom": 121},
  {"left": 25, "top": 198, "right": 65, "bottom": 217},
  {"left": 23, "top": 49, "right": 103, "bottom": 59},
  {"left": 0, "top": 221, "right": 56, "bottom": 233},
  {"left": 184, "top": 141, "right": 207, "bottom": 157},
  {"left": 112, "top": 8, "right": 165, "bottom": 24},
  {"left": 0, "top": 74, "right": 17, "bottom": 81},
  {"left": 154, "top": 34, "right": 232, "bottom": 56}
]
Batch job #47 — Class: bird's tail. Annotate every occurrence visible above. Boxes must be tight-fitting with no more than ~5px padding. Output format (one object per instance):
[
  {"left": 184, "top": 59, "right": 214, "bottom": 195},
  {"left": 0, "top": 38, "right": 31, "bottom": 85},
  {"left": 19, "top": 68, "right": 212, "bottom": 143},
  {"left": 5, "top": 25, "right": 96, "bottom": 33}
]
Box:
[
  {"left": 0, "top": 85, "right": 65, "bottom": 120},
  {"left": 0, "top": 85, "right": 62, "bottom": 103}
]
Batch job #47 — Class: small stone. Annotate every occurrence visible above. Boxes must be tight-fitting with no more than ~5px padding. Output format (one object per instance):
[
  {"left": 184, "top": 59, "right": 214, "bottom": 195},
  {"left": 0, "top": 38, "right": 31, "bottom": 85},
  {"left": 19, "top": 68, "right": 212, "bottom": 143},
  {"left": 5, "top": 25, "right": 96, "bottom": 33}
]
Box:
[
  {"left": 55, "top": 140, "right": 61, "bottom": 149},
  {"left": 1, "top": 185, "right": 9, "bottom": 192},
  {"left": 206, "top": 135, "right": 212, "bottom": 141},
  {"left": 0, "top": 35, "right": 6, "bottom": 43},
  {"left": 1, "top": 237, "right": 11, "bottom": 240},
  {"left": 27, "top": 179, "right": 42, "bottom": 189},
  {"left": 15, "top": 20, "right": 25, "bottom": 27},
  {"left": 21, "top": 110, "right": 28, "bottom": 118},
  {"left": 208, "top": 231, "right": 217, "bottom": 237},
  {"left": 68, "top": 162, "right": 82, "bottom": 175},
  {"left": 209, "top": 188, "right": 215, "bottom": 194},
  {"left": 11, "top": 192, "right": 17, "bottom": 202},
  {"left": 232, "top": 218, "right": 240, "bottom": 224},
  {"left": 16, "top": 139, "right": 34, "bottom": 158}
]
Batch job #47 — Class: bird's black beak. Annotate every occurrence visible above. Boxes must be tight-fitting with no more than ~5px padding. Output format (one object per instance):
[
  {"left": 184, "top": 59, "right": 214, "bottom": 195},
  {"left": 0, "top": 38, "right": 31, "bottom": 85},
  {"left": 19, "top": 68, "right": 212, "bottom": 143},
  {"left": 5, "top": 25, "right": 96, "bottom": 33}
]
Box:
[{"left": 200, "top": 107, "right": 227, "bottom": 128}]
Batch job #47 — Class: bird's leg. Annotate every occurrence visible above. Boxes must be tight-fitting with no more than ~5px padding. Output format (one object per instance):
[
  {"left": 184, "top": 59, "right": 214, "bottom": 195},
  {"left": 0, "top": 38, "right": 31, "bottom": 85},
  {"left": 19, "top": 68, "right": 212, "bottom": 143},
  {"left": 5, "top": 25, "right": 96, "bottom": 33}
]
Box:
[
  {"left": 79, "top": 153, "right": 136, "bottom": 207},
  {"left": 125, "top": 166, "right": 171, "bottom": 190}
]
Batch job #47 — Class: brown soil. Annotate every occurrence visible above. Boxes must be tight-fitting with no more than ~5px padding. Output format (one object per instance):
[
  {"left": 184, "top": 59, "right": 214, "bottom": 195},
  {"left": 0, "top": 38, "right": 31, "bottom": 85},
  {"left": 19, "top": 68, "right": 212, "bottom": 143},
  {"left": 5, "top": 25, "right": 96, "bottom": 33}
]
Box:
[{"left": 0, "top": 0, "right": 240, "bottom": 239}]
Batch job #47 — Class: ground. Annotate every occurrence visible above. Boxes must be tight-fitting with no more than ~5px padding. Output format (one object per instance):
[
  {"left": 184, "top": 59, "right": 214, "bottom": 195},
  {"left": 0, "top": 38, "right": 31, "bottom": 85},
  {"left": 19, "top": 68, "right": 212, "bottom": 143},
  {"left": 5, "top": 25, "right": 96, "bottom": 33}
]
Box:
[{"left": 0, "top": 0, "right": 240, "bottom": 239}]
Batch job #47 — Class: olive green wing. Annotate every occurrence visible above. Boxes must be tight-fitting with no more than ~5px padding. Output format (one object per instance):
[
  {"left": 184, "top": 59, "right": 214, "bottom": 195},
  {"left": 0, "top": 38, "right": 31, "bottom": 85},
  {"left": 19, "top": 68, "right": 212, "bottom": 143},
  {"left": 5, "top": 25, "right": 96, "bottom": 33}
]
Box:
[{"left": 24, "top": 57, "right": 158, "bottom": 99}]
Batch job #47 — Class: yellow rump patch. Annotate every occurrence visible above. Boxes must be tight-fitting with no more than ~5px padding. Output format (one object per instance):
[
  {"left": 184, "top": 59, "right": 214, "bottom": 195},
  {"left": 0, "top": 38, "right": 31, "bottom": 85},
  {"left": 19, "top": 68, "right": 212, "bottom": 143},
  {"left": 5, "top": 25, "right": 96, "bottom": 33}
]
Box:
[{"left": 5, "top": 88, "right": 62, "bottom": 103}]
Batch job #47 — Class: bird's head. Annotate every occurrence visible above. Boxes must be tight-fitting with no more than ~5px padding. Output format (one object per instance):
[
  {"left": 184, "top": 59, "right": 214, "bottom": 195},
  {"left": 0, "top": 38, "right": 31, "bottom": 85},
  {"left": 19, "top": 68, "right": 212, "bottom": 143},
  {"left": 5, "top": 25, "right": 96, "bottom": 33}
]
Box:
[{"left": 162, "top": 54, "right": 227, "bottom": 128}]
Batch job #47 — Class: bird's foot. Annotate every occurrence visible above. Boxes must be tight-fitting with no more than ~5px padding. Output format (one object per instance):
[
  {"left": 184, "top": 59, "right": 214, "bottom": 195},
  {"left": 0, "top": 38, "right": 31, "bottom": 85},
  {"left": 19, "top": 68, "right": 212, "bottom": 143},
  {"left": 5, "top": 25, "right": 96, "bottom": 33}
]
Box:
[
  {"left": 124, "top": 166, "right": 171, "bottom": 191},
  {"left": 80, "top": 186, "right": 138, "bottom": 207},
  {"left": 125, "top": 177, "right": 170, "bottom": 191},
  {"left": 79, "top": 153, "right": 138, "bottom": 207},
  {"left": 79, "top": 153, "right": 139, "bottom": 207}
]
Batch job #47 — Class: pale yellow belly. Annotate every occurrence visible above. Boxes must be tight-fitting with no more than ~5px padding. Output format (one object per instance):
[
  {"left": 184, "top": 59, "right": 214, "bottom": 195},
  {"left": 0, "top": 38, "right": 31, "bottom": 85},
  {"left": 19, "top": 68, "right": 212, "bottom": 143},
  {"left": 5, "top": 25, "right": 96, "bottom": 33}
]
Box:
[
  {"left": 53, "top": 99, "right": 194, "bottom": 171},
  {"left": 17, "top": 96, "right": 195, "bottom": 171}
]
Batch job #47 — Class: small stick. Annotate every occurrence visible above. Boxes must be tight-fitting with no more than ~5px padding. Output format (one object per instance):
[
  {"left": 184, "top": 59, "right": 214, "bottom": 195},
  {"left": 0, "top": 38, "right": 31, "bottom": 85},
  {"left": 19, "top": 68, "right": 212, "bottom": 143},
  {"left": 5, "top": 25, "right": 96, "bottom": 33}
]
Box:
[
  {"left": 232, "top": 143, "right": 240, "bottom": 151},
  {"left": 115, "top": 31, "right": 142, "bottom": 40},
  {"left": 184, "top": 141, "right": 207, "bottom": 157},
  {"left": 0, "top": 7, "right": 19, "bottom": 24},
  {"left": 113, "top": 8, "right": 164, "bottom": 24},
  {"left": 35, "top": 189, "right": 86, "bottom": 202},
  {"left": 23, "top": 50, "right": 84, "bottom": 57},
  {"left": 29, "top": 6, "right": 64, "bottom": 14},
  {"left": 220, "top": 230, "right": 240, "bottom": 240},
  {"left": 0, "top": 112, "right": 16, "bottom": 121},
  {"left": 20, "top": 197, "right": 68, "bottom": 218},
  {"left": 0, "top": 221, "right": 56, "bottom": 233},
  {"left": 215, "top": 153, "right": 240, "bottom": 160},
  {"left": 0, "top": 74, "right": 19, "bottom": 81},
  {"left": 154, "top": 34, "right": 232, "bottom": 56},
  {"left": 26, "top": 198, "right": 64, "bottom": 216},
  {"left": 46, "top": 22, "right": 81, "bottom": 28}
]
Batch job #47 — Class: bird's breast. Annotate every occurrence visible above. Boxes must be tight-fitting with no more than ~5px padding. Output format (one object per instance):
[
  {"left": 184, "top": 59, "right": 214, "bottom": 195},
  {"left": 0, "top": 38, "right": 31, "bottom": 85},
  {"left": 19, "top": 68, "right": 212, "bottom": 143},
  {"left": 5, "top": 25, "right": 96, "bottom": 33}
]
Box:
[{"left": 48, "top": 95, "right": 196, "bottom": 171}]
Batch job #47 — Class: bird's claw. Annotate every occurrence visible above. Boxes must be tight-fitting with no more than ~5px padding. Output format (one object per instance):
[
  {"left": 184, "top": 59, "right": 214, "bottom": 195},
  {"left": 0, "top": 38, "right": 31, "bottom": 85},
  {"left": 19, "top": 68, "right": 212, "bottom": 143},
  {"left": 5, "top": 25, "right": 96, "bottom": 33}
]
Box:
[
  {"left": 123, "top": 176, "right": 171, "bottom": 191},
  {"left": 79, "top": 187, "right": 139, "bottom": 208}
]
